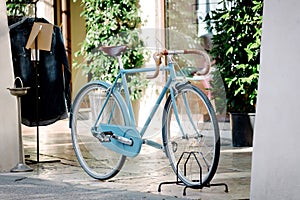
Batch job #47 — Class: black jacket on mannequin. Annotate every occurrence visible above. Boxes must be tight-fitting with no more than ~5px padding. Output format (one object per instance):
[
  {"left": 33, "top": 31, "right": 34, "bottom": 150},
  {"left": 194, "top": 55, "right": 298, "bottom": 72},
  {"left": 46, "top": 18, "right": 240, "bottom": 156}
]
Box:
[{"left": 9, "top": 17, "right": 71, "bottom": 126}]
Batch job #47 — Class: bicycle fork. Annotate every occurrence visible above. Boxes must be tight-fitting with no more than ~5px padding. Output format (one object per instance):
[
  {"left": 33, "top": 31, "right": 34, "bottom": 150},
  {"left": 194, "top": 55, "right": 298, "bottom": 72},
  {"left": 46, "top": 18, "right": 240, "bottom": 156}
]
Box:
[{"left": 170, "top": 83, "right": 199, "bottom": 138}]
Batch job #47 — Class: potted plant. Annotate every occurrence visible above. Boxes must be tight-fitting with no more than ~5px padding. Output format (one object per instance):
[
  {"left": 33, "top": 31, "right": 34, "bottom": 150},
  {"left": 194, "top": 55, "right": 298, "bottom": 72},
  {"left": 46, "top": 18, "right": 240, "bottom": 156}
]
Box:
[{"left": 206, "top": 0, "right": 263, "bottom": 146}]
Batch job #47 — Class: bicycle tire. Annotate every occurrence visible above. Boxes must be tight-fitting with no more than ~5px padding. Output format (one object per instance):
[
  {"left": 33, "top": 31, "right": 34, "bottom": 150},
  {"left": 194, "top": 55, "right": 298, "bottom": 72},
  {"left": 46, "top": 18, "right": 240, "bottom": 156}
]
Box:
[
  {"left": 70, "top": 81, "right": 127, "bottom": 180},
  {"left": 162, "top": 83, "right": 220, "bottom": 187}
]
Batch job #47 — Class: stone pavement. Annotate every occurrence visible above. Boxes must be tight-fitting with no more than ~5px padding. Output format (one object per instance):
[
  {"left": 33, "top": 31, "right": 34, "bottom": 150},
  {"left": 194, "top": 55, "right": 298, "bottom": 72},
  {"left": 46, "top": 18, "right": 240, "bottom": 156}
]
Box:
[
  {"left": 0, "top": 119, "right": 251, "bottom": 200},
  {"left": 0, "top": 174, "right": 183, "bottom": 200}
]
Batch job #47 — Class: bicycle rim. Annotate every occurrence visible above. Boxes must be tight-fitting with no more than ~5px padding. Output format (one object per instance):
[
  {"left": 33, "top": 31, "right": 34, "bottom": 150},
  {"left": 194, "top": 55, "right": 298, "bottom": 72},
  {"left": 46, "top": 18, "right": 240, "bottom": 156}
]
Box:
[
  {"left": 71, "top": 82, "right": 126, "bottom": 180},
  {"left": 163, "top": 85, "right": 220, "bottom": 187}
]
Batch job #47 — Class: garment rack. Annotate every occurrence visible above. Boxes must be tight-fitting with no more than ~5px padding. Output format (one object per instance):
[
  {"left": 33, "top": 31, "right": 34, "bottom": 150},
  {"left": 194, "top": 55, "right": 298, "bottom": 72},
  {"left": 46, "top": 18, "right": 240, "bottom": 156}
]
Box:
[{"left": 7, "top": 0, "right": 60, "bottom": 164}]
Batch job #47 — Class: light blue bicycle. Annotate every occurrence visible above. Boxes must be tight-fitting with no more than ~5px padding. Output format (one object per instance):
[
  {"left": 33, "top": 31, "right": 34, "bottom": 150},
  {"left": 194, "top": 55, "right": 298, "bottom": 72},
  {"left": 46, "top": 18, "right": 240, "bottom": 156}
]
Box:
[{"left": 70, "top": 45, "right": 220, "bottom": 187}]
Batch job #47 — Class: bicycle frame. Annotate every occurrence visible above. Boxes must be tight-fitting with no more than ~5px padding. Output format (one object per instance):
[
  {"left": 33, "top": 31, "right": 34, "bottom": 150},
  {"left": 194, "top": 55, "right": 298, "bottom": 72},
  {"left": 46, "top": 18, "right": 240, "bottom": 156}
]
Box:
[
  {"left": 93, "top": 48, "right": 210, "bottom": 157},
  {"left": 94, "top": 55, "right": 183, "bottom": 151}
]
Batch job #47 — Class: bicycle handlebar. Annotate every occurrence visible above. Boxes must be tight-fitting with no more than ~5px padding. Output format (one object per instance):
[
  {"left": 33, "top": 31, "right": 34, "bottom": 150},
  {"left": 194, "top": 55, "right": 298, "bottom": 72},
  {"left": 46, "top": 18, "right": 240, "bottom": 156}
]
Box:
[
  {"left": 182, "top": 49, "right": 211, "bottom": 75},
  {"left": 148, "top": 49, "right": 211, "bottom": 79}
]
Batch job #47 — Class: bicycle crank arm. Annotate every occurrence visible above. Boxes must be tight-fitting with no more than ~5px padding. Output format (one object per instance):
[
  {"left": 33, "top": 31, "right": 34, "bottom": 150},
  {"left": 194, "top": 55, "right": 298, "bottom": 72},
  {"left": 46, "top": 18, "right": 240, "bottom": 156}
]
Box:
[{"left": 110, "top": 134, "right": 133, "bottom": 145}]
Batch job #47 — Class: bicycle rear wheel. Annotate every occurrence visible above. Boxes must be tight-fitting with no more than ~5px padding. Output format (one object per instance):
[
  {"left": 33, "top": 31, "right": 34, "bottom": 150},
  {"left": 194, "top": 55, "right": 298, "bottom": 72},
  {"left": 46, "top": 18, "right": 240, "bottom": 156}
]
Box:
[
  {"left": 70, "top": 82, "right": 127, "bottom": 180},
  {"left": 162, "top": 83, "right": 220, "bottom": 187}
]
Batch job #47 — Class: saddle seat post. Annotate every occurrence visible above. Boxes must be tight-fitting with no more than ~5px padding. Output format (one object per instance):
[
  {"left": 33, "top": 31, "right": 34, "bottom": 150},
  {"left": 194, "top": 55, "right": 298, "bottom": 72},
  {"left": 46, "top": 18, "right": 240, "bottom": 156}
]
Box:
[
  {"left": 117, "top": 55, "right": 124, "bottom": 69},
  {"left": 118, "top": 54, "right": 133, "bottom": 121}
]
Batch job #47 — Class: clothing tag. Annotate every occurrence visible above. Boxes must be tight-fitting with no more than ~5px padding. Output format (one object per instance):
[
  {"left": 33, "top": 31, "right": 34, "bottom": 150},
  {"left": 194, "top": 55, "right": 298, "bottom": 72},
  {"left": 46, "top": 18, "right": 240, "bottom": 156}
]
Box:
[
  {"left": 30, "top": 49, "right": 39, "bottom": 61},
  {"left": 25, "top": 22, "right": 53, "bottom": 51}
]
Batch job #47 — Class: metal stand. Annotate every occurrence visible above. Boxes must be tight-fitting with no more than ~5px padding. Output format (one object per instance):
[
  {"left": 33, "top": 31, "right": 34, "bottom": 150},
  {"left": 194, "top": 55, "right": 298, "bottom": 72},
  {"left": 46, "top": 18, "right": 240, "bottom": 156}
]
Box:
[
  {"left": 27, "top": 51, "right": 60, "bottom": 164},
  {"left": 158, "top": 151, "right": 228, "bottom": 196},
  {"left": 8, "top": 77, "right": 33, "bottom": 172}
]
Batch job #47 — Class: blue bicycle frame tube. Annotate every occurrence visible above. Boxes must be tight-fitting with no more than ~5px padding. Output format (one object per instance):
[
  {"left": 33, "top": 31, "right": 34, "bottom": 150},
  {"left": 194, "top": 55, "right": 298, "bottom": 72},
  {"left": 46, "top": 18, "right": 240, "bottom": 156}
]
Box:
[
  {"left": 181, "top": 90, "right": 201, "bottom": 136},
  {"left": 93, "top": 72, "right": 124, "bottom": 127},
  {"left": 139, "top": 76, "right": 173, "bottom": 137},
  {"left": 120, "top": 71, "right": 135, "bottom": 127}
]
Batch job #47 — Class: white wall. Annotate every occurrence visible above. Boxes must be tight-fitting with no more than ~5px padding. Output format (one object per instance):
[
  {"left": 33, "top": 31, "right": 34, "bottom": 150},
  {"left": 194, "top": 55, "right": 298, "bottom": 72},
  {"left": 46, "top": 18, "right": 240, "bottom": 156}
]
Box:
[
  {"left": 37, "top": 0, "right": 54, "bottom": 23},
  {"left": 250, "top": 0, "right": 300, "bottom": 199},
  {"left": 0, "top": 1, "right": 19, "bottom": 171}
]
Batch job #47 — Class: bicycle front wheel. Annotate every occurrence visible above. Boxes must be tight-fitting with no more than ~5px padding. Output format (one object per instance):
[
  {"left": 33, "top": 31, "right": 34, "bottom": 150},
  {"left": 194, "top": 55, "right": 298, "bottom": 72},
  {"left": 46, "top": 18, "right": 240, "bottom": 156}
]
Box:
[
  {"left": 162, "top": 83, "right": 220, "bottom": 187},
  {"left": 70, "top": 82, "right": 127, "bottom": 180}
]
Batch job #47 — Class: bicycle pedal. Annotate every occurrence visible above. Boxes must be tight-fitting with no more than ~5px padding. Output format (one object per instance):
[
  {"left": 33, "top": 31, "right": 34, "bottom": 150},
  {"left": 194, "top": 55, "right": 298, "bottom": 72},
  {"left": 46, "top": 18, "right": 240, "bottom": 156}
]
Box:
[
  {"left": 91, "top": 127, "right": 111, "bottom": 142},
  {"left": 96, "top": 133, "right": 111, "bottom": 142}
]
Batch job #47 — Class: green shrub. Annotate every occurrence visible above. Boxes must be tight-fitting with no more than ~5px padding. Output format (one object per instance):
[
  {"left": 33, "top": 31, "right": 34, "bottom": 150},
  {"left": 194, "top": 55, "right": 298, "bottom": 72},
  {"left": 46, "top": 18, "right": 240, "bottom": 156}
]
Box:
[{"left": 74, "top": 0, "right": 148, "bottom": 100}]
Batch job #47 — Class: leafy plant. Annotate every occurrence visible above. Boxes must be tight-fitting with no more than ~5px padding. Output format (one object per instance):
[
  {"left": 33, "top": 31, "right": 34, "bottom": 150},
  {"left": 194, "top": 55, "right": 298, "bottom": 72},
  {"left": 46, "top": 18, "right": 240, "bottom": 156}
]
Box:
[
  {"left": 74, "top": 0, "right": 148, "bottom": 101},
  {"left": 6, "top": 0, "right": 32, "bottom": 16},
  {"left": 206, "top": 0, "right": 263, "bottom": 113}
]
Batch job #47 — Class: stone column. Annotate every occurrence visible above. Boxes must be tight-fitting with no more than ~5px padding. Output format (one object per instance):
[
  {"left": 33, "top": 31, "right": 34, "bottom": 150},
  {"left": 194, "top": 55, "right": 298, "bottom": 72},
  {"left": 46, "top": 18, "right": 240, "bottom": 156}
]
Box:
[
  {"left": 251, "top": 0, "right": 300, "bottom": 199},
  {"left": 0, "top": 1, "right": 19, "bottom": 172}
]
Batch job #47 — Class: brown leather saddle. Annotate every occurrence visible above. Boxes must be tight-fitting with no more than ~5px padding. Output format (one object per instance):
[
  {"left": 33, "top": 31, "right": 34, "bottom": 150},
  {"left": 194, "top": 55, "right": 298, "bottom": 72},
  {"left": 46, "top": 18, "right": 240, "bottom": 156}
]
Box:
[{"left": 100, "top": 45, "right": 128, "bottom": 56}]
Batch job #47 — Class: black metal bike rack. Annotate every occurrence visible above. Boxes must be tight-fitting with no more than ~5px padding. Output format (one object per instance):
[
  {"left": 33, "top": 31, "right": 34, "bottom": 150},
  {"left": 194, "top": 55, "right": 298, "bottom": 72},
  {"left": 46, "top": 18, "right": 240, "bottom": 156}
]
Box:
[{"left": 158, "top": 151, "right": 228, "bottom": 196}]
